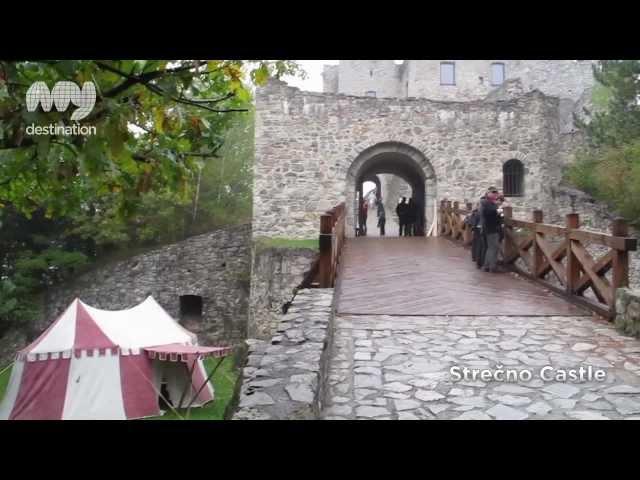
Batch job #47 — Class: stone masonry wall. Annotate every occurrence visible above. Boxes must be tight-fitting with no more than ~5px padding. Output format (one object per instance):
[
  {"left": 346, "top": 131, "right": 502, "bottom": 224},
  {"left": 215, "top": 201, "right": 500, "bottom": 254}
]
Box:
[
  {"left": 253, "top": 79, "right": 572, "bottom": 240},
  {"left": 248, "top": 246, "right": 317, "bottom": 339},
  {"left": 233, "top": 289, "right": 334, "bottom": 420},
  {"left": 616, "top": 288, "right": 640, "bottom": 338},
  {"left": 43, "top": 224, "right": 252, "bottom": 343}
]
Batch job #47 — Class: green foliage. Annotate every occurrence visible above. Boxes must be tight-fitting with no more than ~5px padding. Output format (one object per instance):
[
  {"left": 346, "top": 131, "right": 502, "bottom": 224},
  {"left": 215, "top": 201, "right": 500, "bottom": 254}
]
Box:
[
  {"left": 567, "top": 61, "right": 640, "bottom": 226},
  {"left": 0, "top": 60, "right": 305, "bottom": 331},
  {"left": 576, "top": 60, "right": 640, "bottom": 147},
  {"left": 565, "top": 142, "right": 640, "bottom": 226},
  {"left": 0, "top": 60, "right": 303, "bottom": 219}
]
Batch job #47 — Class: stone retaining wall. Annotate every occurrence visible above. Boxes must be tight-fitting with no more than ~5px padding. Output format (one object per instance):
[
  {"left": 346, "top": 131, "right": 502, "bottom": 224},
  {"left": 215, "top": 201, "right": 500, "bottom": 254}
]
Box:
[
  {"left": 42, "top": 224, "right": 251, "bottom": 344},
  {"left": 248, "top": 246, "right": 317, "bottom": 339},
  {"left": 616, "top": 288, "right": 640, "bottom": 338},
  {"left": 233, "top": 289, "right": 334, "bottom": 420}
]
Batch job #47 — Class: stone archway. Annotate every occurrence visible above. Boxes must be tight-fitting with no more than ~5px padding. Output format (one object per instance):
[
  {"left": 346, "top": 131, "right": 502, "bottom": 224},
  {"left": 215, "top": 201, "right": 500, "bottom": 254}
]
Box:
[{"left": 346, "top": 142, "right": 437, "bottom": 237}]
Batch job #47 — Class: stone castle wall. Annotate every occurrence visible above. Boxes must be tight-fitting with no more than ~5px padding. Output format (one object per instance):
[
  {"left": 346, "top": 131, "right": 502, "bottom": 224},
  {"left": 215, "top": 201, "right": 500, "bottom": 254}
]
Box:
[
  {"left": 253, "top": 79, "right": 573, "bottom": 240},
  {"left": 324, "top": 60, "right": 595, "bottom": 102},
  {"left": 43, "top": 224, "right": 252, "bottom": 344},
  {"left": 248, "top": 246, "right": 317, "bottom": 339}
]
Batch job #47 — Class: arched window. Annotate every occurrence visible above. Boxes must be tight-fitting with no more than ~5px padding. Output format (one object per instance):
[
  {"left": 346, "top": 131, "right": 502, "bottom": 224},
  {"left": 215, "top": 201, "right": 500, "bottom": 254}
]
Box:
[{"left": 503, "top": 159, "right": 524, "bottom": 196}]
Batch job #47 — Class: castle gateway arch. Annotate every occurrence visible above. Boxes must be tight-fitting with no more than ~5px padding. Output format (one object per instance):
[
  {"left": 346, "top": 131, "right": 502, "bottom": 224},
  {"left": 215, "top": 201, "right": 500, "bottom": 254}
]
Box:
[
  {"left": 347, "top": 142, "right": 437, "bottom": 237},
  {"left": 252, "top": 75, "right": 575, "bottom": 242}
]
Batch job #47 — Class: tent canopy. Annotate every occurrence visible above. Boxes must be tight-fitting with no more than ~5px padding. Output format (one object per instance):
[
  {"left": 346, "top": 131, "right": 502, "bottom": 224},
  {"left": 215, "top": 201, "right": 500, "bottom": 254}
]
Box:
[
  {"left": 20, "top": 296, "right": 198, "bottom": 360},
  {"left": 1, "top": 296, "right": 226, "bottom": 420}
]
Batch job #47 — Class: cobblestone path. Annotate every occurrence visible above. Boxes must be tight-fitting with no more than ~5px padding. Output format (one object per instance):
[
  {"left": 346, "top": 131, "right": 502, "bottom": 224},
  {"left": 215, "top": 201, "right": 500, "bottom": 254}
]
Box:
[{"left": 321, "top": 314, "right": 640, "bottom": 420}]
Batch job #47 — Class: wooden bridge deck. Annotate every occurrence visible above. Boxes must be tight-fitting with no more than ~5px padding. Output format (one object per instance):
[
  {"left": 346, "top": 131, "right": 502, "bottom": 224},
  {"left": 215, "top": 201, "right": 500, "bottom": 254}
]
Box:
[{"left": 335, "top": 237, "right": 588, "bottom": 316}]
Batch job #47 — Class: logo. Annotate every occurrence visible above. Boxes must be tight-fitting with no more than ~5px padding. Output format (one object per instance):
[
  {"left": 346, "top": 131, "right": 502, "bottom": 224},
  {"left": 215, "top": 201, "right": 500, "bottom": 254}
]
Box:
[{"left": 26, "top": 81, "right": 96, "bottom": 121}]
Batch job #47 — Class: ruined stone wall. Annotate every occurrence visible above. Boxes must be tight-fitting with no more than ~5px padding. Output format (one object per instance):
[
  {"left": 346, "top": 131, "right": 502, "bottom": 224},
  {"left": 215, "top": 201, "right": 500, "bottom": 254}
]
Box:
[
  {"left": 325, "top": 60, "right": 595, "bottom": 102},
  {"left": 254, "top": 79, "right": 570, "bottom": 240},
  {"left": 248, "top": 247, "right": 317, "bottom": 339},
  {"left": 43, "top": 224, "right": 252, "bottom": 344},
  {"left": 337, "top": 60, "right": 403, "bottom": 98}
]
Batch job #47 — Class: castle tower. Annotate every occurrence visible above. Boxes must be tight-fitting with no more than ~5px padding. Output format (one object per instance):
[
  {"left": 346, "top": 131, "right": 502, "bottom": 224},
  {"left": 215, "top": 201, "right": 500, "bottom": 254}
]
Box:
[{"left": 327, "top": 60, "right": 404, "bottom": 98}]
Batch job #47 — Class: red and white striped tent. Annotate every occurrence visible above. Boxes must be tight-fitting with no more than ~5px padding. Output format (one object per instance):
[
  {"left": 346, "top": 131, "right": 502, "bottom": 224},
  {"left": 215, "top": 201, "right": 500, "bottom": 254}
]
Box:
[{"left": 0, "top": 296, "right": 231, "bottom": 420}]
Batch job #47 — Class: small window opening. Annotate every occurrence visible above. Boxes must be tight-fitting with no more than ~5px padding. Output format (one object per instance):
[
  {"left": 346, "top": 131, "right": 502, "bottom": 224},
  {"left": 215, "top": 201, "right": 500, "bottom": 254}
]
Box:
[{"left": 179, "top": 295, "right": 203, "bottom": 326}]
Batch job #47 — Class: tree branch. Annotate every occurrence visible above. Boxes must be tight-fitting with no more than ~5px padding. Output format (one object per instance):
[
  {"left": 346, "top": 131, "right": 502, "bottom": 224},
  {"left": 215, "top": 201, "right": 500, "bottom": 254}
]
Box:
[{"left": 94, "top": 61, "right": 248, "bottom": 113}]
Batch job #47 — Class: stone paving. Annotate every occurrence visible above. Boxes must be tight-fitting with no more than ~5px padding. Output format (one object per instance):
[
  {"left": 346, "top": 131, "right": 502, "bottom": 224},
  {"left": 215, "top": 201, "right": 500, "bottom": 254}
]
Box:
[
  {"left": 233, "top": 289, "right": 334, "bottom": 420},
  {"left": 321, "top": 314, "right": 640, "bottom": 420}
]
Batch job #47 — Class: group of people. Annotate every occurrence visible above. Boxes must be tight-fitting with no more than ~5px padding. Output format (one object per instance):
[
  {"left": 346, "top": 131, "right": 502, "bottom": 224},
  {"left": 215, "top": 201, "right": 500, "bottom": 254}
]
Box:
[
  {"left": 464, "top": 187, "right": 507, "bottom": 273},
  {"left": 395, "top": 197, "right": 420, "bottom": 236},
  {"left": 358, "top": 196, "right": 420, "bottom": 237}
]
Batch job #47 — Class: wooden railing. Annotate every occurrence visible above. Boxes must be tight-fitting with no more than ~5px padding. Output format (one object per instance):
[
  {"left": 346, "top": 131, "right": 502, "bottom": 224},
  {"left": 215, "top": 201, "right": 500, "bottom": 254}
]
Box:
[
  {"left": 439, "top": 200, "right": 473, "bottom": 246},
  {"left": 318, "top": 203, "right": 346, "bottom": 288},
  {"left": 439, "top": 200, "right": 638, "bottom": 319}
]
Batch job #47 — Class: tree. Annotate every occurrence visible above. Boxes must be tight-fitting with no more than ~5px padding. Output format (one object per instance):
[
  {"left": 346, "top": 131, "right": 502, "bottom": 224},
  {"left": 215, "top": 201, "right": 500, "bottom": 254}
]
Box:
[
  {"left": 0, "top": 60, "right": 304, "bottom": 219},
  {"left": 577, "top": 60, "right": 640, "bottom": 147},
  {"left": 567, "top": 60, "right": 640, "bottom": 226},
  {"left": 0, "top": 60, "right": 305, "bottom": 331}
]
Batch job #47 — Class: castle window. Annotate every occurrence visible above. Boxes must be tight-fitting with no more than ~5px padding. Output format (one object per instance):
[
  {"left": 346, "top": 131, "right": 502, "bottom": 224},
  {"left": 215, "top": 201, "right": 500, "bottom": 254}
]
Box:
[
  {"left": 503, "top": 159, "right": 524, "bottom": 197},
  {"left": 365, "top": 91, "right": 376, "bottom": 97},
  {"left": 491, "top": 63, "right": 505, "bottom": 86},
  {"left": 440, "top": 62, "right": 455, "bottom": 85}
]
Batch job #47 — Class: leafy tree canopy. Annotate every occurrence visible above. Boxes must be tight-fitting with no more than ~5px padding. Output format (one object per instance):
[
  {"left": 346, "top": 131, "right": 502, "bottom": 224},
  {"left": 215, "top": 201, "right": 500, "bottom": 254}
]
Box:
[{"left": 0, "top": 60, "right": 304, "bottom": 219}]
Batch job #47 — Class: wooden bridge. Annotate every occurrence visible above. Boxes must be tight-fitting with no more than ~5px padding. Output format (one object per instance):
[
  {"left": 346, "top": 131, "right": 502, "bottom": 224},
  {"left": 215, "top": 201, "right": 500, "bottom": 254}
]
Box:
[{"left": 308, "top": 200, "right": 637, "bottom": 320}]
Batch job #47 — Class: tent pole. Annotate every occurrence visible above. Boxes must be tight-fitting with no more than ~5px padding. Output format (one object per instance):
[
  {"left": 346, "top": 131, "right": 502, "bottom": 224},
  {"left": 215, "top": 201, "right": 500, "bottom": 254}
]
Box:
[
  {"left": 185, "top": 356, "right": 226, "bottom": 416},
  {"left": 177, "top": 359, "right": 197, "bottom": 410},
  {"left": 0, "top": 362, "right": 14, "bottom": 378}
]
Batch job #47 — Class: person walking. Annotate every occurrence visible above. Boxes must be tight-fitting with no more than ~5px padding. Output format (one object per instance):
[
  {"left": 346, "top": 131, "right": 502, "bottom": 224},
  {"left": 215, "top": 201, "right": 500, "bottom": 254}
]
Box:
[
  {"left": 481, "top": 191, "right": 501, "bottom": 273},
  {"left": 377, "top": 198, "right": 386, "bottom": 236},
  {"left": 396, "top": 197, "right": 408, "bottom": 236},
  {"left": 360, "top": 199, "right": 369, "bottom": 236}
]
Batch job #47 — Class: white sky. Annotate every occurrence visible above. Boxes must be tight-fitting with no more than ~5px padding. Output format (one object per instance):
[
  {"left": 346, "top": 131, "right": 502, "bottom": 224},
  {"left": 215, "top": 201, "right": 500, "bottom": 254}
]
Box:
[{"left": 281, "top": 60, "right": 338, "bottom": 92}]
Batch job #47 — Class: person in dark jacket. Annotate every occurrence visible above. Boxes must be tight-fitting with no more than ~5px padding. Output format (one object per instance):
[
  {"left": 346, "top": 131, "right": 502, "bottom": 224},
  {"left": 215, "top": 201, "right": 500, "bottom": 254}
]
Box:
[
  {"left": 464, "top": 202, "right": 482, "bottom": 263},
  {"left": 481, "top": 192, "right": 502, "bottom": 272},
  {"left": 475, "top": 195, "right": 489, "bottom": 269},
  {"left": 396, "top": 197, "right": 408, "bottom": 236},
  {"left": 377, "top": 198, "right": 386, "bottom": 236},
  {"left": 406, "top": 198, "right": 417, "bottom": 236}
]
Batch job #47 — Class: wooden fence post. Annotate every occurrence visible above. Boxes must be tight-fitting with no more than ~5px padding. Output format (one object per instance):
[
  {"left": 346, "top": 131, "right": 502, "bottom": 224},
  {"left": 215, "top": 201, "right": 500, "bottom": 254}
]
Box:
[
  {"left": 532, "top": 209, "right": 543, "bottom": 277},
  {"left": 611, "top": 218, "right": 630, "bottom": 294},
  {"left": 463, "top": 202, "right": 473, "bottom": 245},
  {"left": 453, "top": 201, "right": 460, "bottom": 238},
  {"left": 318, "top": 214, "right": 333, "bottom": 288},
  {"left": 565, "top": 213, "right": 580, "bottom": 295}
]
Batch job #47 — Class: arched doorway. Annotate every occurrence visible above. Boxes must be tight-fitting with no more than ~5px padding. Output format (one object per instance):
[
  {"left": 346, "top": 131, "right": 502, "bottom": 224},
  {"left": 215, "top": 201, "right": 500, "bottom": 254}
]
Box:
[{"left": 346, "top": 142, "right": 437, "bottom": 238}]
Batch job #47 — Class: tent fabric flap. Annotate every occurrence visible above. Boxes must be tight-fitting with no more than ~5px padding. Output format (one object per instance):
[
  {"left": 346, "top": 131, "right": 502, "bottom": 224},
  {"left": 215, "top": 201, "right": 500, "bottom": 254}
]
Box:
[{"left": 144, "top": 344, "right": 233, "bottom": 362}]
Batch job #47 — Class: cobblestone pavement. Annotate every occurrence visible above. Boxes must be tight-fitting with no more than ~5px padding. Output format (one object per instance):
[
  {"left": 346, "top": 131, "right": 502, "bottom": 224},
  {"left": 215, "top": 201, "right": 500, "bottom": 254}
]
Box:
[{"left": 321, "top": 315, "right": 640, "bottom": 420}]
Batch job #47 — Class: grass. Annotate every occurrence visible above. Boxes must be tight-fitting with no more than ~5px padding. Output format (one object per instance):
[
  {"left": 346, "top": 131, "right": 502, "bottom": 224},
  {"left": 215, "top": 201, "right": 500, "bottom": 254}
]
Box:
[
  {"left": 255, "top": 237, "right": 319, "bottom": 251},
  {"left": 0, "top": 357, "right": 240, "bottom": 420},
  {"left": 0, "top": 363, "right": 11, "bottom": 401}
]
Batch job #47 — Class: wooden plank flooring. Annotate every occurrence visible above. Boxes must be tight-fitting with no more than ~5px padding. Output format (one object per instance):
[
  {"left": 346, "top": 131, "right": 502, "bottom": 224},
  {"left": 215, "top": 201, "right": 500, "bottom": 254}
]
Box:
[{"left": 335, "top": 237, "right": 588, "bottom": 316}]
